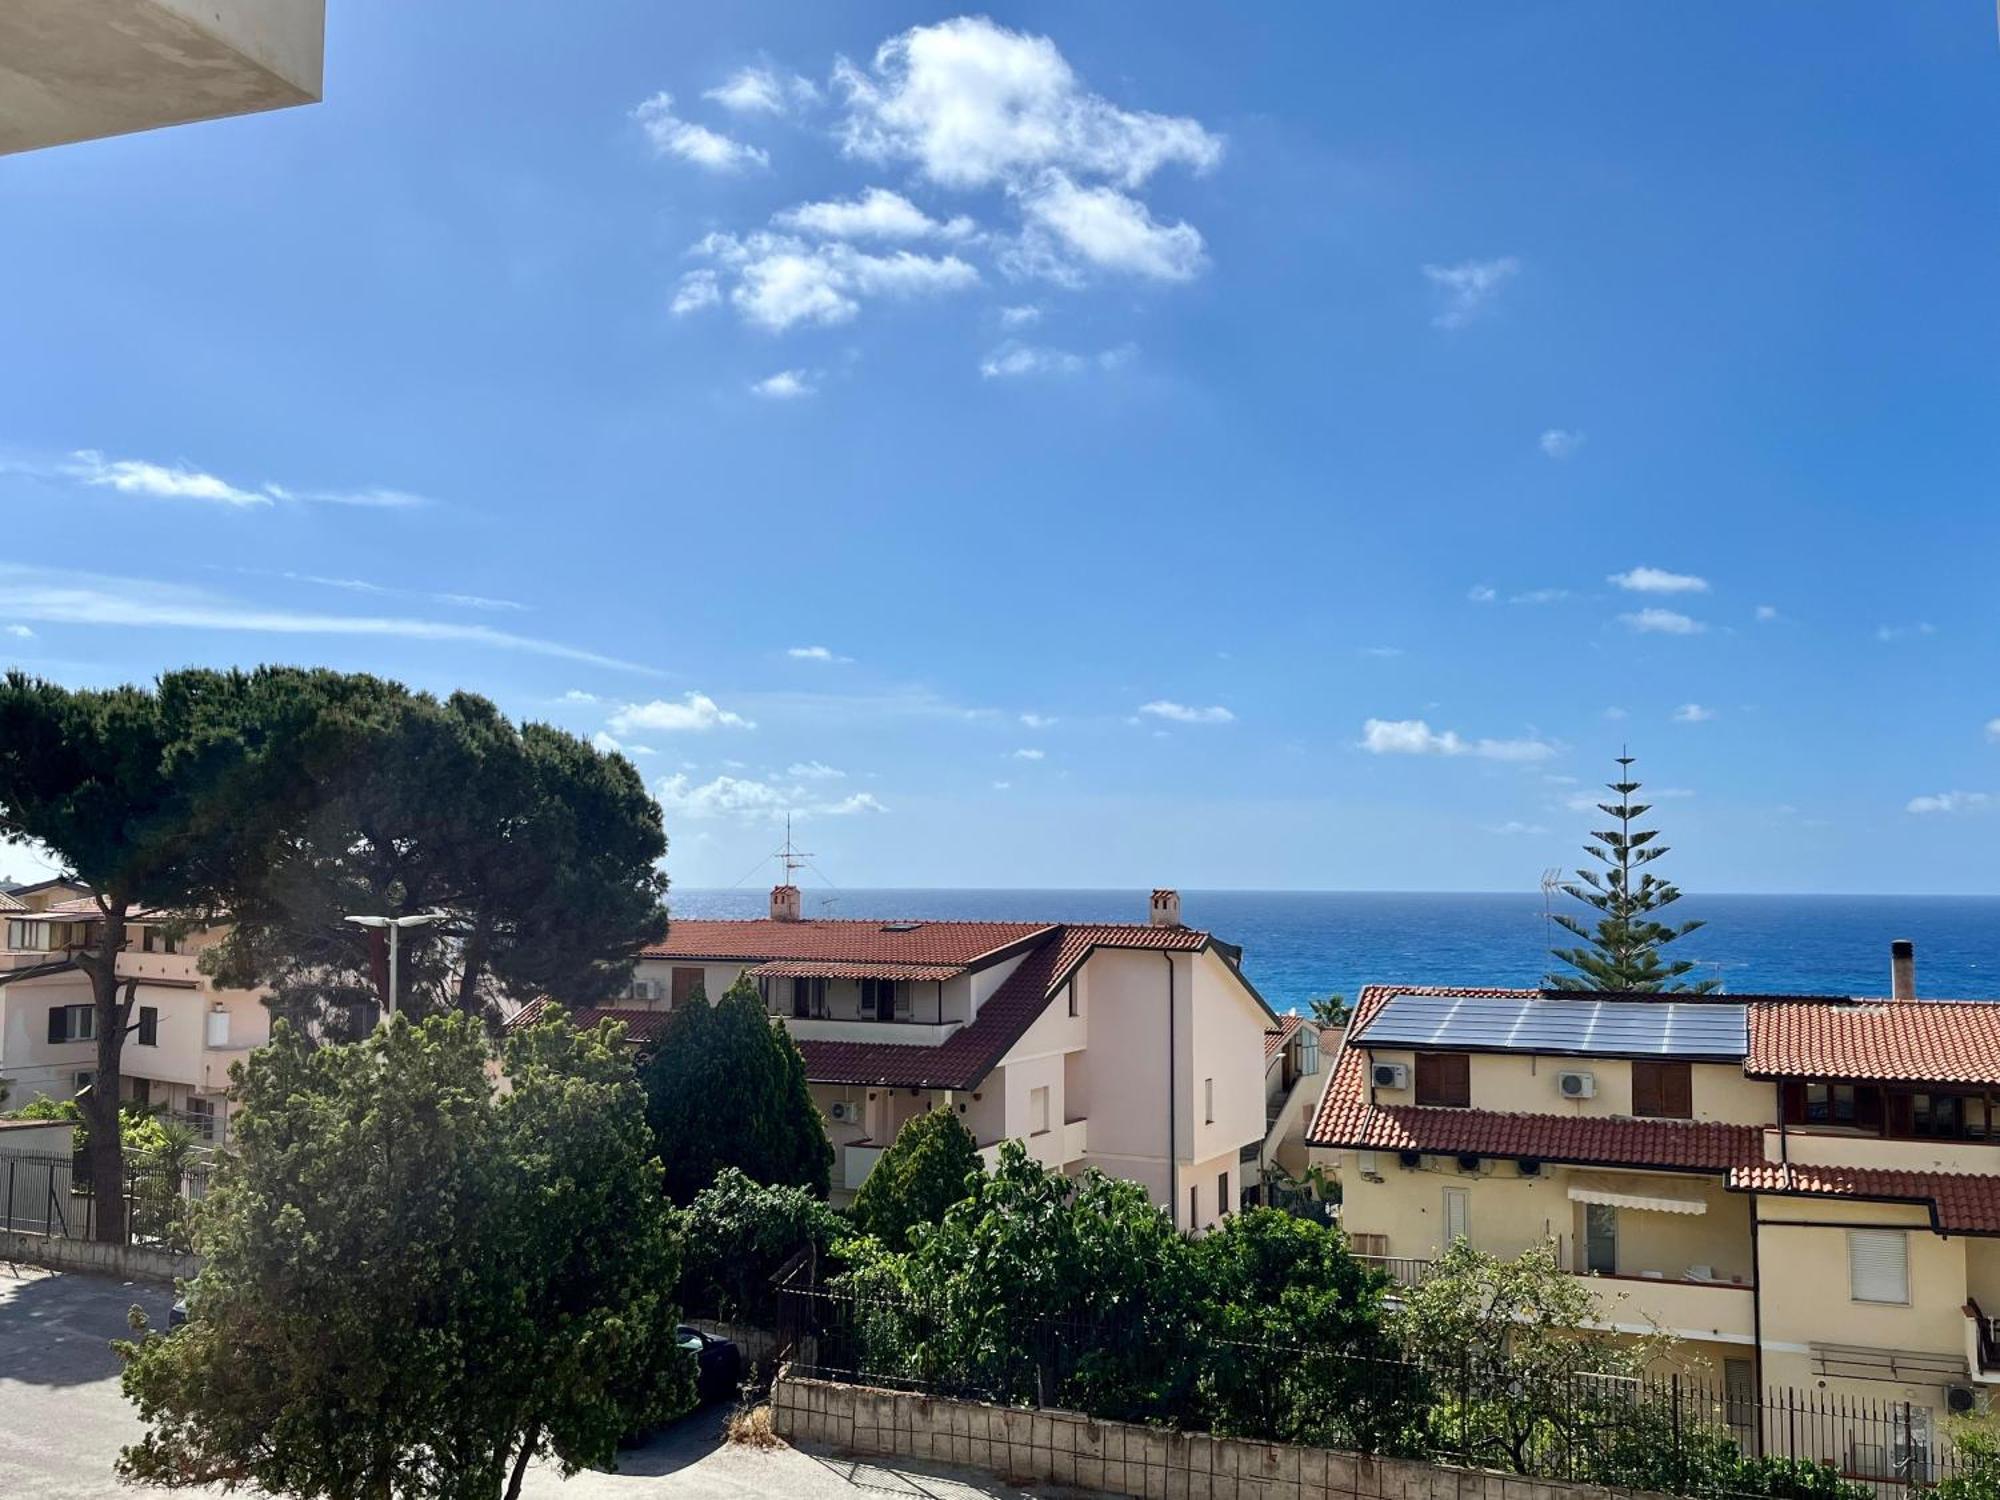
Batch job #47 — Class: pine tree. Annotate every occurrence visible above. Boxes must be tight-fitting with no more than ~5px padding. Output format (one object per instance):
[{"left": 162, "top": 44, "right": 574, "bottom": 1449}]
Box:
[{"left": 1546, "top": 754, "right": 1718, "bottom": 993}]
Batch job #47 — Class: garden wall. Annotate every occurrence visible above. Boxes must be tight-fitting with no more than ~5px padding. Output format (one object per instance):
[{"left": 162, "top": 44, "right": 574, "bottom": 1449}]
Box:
[
  {"left": 770, "top": 1368, "right": 1689, "bottom": 1500},
  {"left": 0, "top": 1229, "right": 198, "bottom": 1284}
]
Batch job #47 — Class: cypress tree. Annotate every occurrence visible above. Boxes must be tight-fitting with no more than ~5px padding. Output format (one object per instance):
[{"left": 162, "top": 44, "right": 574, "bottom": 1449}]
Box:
[{"left": 1545, "top": 754, "right": 1718, "bottom": 993}]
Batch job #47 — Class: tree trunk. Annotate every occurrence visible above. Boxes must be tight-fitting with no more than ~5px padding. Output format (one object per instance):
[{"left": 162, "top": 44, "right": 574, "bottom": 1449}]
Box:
[
  {"left": 502, "top": 1422, "right": 540, "bottom": 1500},
  {"left": 455, "top": 927, "right": 486, "bottom": 1018},
  {"left": 79, "top": 901, "right": 132, "bottom": 1243}
]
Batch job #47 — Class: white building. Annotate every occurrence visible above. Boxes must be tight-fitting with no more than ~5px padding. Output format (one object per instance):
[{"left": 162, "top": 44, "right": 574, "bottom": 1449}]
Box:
[{"left": 513, "top": 887, "right": 1278, "bottom": 1230}]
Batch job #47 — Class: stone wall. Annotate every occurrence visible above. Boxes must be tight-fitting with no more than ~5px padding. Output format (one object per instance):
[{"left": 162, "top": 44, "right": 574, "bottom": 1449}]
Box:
[
  {"left": 771, "top": 1369, "right": 1684, "bottom": 1500},
  {"left": 0, "top": 1230, "right": 198, "bottom": 1284}
]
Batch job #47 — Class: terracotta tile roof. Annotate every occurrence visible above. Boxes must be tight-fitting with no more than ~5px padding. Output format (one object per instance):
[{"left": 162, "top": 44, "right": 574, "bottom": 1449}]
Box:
[
  {"left": 509, "top": 998, "right": 677, "bottom": 1044},
  {"left": 1325, "top": 1102, "right": 1762, "bottom": 1173},
  {"left": 0, "top": 890, "right": 23, "bottom": 913},
  {"left": 1266, "top": 1013, "right": 1303, "bottom": 1062},
  {"left": 644, "top": 918, "right": 1055, "bottom": 968},
  {"left": 1747, "top": 999, "right": 2000, "bottom": 1086},
  {"left": 744, "top": 958, "right": 966, "bottom": 983},
  {"left": 1730, "top": 1162, "right": 2000, "bottom": 1235}
]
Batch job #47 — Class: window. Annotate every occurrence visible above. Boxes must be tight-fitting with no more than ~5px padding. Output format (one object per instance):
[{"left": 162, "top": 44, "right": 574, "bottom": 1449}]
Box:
[
  {"left": 859, "top": 978, "right": 905, "bottom": 1019},
  {"left": 185, "top": 1097, "right": 216, "bottom": 1141},
  {"left": 1442, "top": 1187, "right": 1470, "bottom": 1244},
  {"left": 1217, "top": 1170, "right": 1230, "bottom": 1217},
  {"left": 46, "top": 1003, "right": 93, "bottom": 1044},
  {"left": 1189, "top": 1184, "right": 1199, "bottom": 1227},
  {"left": 129, "top": 1076, "right": 151, "bottom": 1107},
  {"left": 73, "top": 1069, "right": 96, "bottom": 1093},
  {"left": 1416, "top": 1052, "right": 1471, "bottom": 1108},
  {"left": 670, "top": 967, "right": 704, "bottom": 1007},
  {"left": 1632, "top": 1060, "right": 1693, "bottom": 1119},
  {"left": 136, "top": 1006, "right": 158, "bottom": 1047},
  {"left": 792, "top": 977, "right": 828, "bottom": 1019},
  {"left": 1029, "top": 1085, "right": 1050, "bottom": 1135},
  {"left": 139, "top": 927, "right": 179, "bottom": 954},
  {"left": 8, "top": 920, "right": 50, "bottom": 951},
  {"left": 1067, "top": 979, "right": 1078, "bottom": 1018},
  {"left": 1204, "top": 1077, "right": 1215, "bottom": 1124},
  {"left": 1584, "top": 1202, "right": 1618, "bottom": 1274},
  {"left": 1848, "top": 1229, "right": 1910, "bottom": 1305},
  {"left": 1350, "top": 1232, "right": 1389, "bottom": 1258},
  {"left": 1300, "top": 1028, "right": 1320, "bottom": 1076}
]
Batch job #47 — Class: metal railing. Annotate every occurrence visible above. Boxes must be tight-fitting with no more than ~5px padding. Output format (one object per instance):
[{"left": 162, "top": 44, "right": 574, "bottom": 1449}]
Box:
[{"left": 0, "top": 1150, "right": 214, "bottom": 1248}]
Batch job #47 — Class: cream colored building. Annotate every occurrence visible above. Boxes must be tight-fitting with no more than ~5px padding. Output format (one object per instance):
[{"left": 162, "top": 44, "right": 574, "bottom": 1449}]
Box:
[
  {"left": 0, "top": 895, "right": 269, "bottom": 1142},
  {"left": 513, "top": 887, "right": 1277, "bottom": 1231},
  {"left": 1309, "top": 967, "right": 2000, "bottom": 1475}
]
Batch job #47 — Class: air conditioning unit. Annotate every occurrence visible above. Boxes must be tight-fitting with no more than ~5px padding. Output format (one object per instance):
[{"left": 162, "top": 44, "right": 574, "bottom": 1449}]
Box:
[
  {"left": 1397, "top": 1150, "right": 1423, "bottom": 1171},
  {"left": 1372, "top": 1062, "right": 1410, "bottom": 1090},
  {"left": 1356, "top": 1151, "right": 1382, "bottom": 1179},
  {"left": 1948, "top": 1385, "right": 1977, "bottom": 1415},
  {"left": 1557, "top": 1070, "right": 1596, "bottom": 1100},
  {"left": 827, "top": 1100, "right": 857, "bottom": 1124}
]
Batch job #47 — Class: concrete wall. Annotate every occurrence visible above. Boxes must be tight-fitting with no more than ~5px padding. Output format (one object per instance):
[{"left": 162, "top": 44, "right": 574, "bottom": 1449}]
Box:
[
  {"left": 770, "top": 1369, "right": 1686, "bottom": 1500},
  {"left": 0, "top": 1229, "right": 197, "bottom": 1284}
]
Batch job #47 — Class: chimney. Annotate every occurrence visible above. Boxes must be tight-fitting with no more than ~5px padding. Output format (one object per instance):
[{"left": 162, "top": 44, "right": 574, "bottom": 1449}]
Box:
[
  {"left": 1149, "top": 888, "right": 1182, "bottom": 928},
  {"left": 1891, "top": 939, "right": 1916, "bottom": 1000},
  {"left": 770, "top": 884, "right": 802, "bottom": 923}
]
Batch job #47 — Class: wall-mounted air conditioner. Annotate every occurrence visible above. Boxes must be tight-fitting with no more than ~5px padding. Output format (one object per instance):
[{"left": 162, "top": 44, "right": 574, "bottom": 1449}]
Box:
[
  {"left": 1557, "top": 1070, "right": 1596, "bottom": 1100},
  {"left": 827, "top": 1100, "right": 857, "bottom": 1124},
  {"left": 1371, "top": 1062, "right": 1409, "bottom": 1090},
  {"left": 1357, "top": 1150, "right": 1382, "bottom": 1180}
]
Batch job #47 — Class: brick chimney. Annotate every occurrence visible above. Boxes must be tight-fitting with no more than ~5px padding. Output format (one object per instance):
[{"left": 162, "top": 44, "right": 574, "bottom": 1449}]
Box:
[
  {"left": 1891, "top": 939, "right": 1915, "bottom": 1000},
  {"left": 1149, "top": 888, "right": 1182, "bottom": 928},
  {"left": 770, "top": 884, "right": 802, "bottom": 922}
]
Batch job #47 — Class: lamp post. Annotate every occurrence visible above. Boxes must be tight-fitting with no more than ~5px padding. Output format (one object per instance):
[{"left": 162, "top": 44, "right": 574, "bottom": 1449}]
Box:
[{"left": 343, "top": 912, "right": 446, "bottom": 1024}]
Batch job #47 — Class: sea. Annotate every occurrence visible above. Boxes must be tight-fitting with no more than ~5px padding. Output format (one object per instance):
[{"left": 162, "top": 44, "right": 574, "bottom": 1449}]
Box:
[{"left": 665, "top": 888, "right": 2000, "bottom": 1014}]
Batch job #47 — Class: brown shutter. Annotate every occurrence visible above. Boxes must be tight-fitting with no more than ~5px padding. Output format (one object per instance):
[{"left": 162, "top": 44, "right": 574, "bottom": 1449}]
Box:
[
  {"left": 1417, "top": 1052, "right": 1471, "bottom": 1108},
  {"left": 1633, "top": 1062, "right": 1662, "bottom": 1118}
]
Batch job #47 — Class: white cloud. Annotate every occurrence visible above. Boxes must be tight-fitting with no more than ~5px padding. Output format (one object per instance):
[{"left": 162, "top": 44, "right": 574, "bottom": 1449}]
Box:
[
  {"left": 1424, "top": 257, "right": 1519, "bottom": 329},
  {"left": 1908, "top": 791, "right": 1994, "bottom": 815},
  {"left": 607, "top": 693, "right": 755, "bottom": 734},
  {"left": 1755, "top": 604, "right": 1780, "bottom": 623},
  {"left": 788, "top": 761, "right": 845, "bottom": 780},
  {"left": 1359, "top": 718, "right": 1556, "bottom": 763},
  {"left": 1011, "top": 172, "right": 1205, "bottom": 282},
  {"left": 992, "top": 780, "right": 1012, "bottom": 791},
  {"left": 1509, "top": 588, "right": 1569, "bottom": 606},
  {"left": 562, "top": 689, "right": 599, "bottom": 704},
  {"left": 751, "top": 369, "right": 816, "bottom": 399},
  {"left": 1604, "top": 706, "right": 1629, "bottom": 720},
  {"left": 776, "top": 187, "right": 974, "bottom": 242},
  {"left": 834, "top": 16, "right": 1221, "bottom": 191},
  {"left": 1140, "top": 700, "right": 1235, "bottom": 725},
  {"left": 786, "top": 644, "right": 851, "bottom": 662},
  {"left": 1609, "top": 566, "right": 1710, "bottom": 595},
  {"left": 979, "top": 340, "right": 1133, "bottom": 378},
  {"left": 1877, "top": 622, "right": 1936, "bottom": 642},
  {"left": 1467, "top": 584, "right": 1498, "bottom": 604},
  {"left": 999, "top": 304, "right": 1042, "bottom": 328},
  {"left": 66, "top": 451, "right": 432, "bottom": 510},
  {"left": 0, "top": 565, "right": 656, "bottom": 673},
  {"left": 1011, "top": 747, "right": 1046, "bottom": 761},
  {"left": 590, "top": 731, "right": 655, "bottom": 758},
  {"left": 1673, "top": 703, "right": 1716, "bottom": 723},
  {"left": 1986, "top": 718, "right": 2000, "bottom": 743},
  {"left": 1019, "top": 712, "right": 1057, "bottom": 729},
  {"left": 4, "top": 624, "right": 33, "bottom": 639},
  {"left": 656, "top": 773, "right": 790, "bottom": 820},
  {"left": 671, "top": 269, "right": 721, "bottom": 316},
  {"left": 1539, "top": 429, "right": 1584, "bottom": 459},
  {"left": 704, "top": 65, "right": 817, "bottom": 115},
  {"left": 633, "top": 92, "right": 768, "bottom": 172},
  {"left": 1357, "top": 646, "right": 1404, "bottom": 658},
  {"left": 1620, "top": 608, "right": 1706, "bottom": 635},
  {"left": 693, "top": 230, "right": 979, "bottom": 332},
  {"left": 823, "top": 792, "right": 888, "bottom": 816},
  {"left": 1487, "top": 821, "right": 1550, "bottom": 836}
]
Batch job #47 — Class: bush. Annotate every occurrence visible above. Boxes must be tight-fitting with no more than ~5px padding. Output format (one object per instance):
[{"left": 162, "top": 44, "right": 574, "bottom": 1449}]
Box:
[
  {"left": 1935, "top": 1427, "right": 2000, "bottom": 1500},
  {"left": 674, "top": 1168, "right": 847, "bottom": 1324},
  {"left": 851, "top": 1108, "right": 982, "bottom": 1251}
]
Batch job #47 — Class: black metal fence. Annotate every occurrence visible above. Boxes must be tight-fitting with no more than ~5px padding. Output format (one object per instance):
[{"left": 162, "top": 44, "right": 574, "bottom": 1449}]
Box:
[
  {"left": 773, "top": 1270, "right": 1968, "bottom": 1499},
  {"left": 0, "top": 1150, "right": 214, "bottom": 1248}
]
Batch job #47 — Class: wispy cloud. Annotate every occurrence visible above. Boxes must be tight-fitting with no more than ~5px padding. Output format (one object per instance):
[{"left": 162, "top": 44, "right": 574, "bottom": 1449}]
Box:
[
  {"left": 1011, "top": 747, "right": 1046, "bottom": 761},
  {"left": 608, "top": 693, "right": 755, "bottom": 734},
  {"left": 1359, "top": 718, "right": 1556, "bottom": 763},
  {"left": 1468, "top": 585, "right": 1498, "bottom": 604},
  {"left": 226, "top": 567, "right": 525, "bottom": 613},
  {"left": 1673, "top": 703, "right": 1716, "bottom": 723},
  {"left": 0, "top": 565, "right": 656, "bottom": 674},
  {"left": 787, "top": 761, "right": 845, "bottom": 780},
  {"left": 1140, "top": 700, "right": 1235, "bottom": 725},
  {"left": 751, "top": 369, "right": 817, "bottom": 400},
  {"left": 670, "top": 270, "right": 721, "bottom": 315},
  {"left": 591, "top": 731, "right": 656, "bottom": 758},
  {"left": 64, "top": 450, "right": 434, "bottom": 510},
  {"left": 1487, "top": 820, "right": 1550, "bottom": 836},
  {"left": 1985, "top": 718, "right": 2000, "bottom": 743},
  {"left": 632, "top": 92, "right": 768, "bottom": 172},
  {"left": 1877, "top": 622, "right": 1936, "bottom": 642},
  {"left": 1020, "top": 712, "right": 1057, "bottom": 729},
  {"left": 1908, "top": 791, "right": 1993, "bottom": 815},
  {"left": 776, "top": 187, "right": 973, "bottom": 242},
  {"left": 979, "top": 341, "right": 1133, "bottom": 379},
  {"left": 4, "top": 624, "right": 33, "bottom": 639},
  {"left": 1609, "top": 566, "right": 1709, "bottom": 595},
  {"left": 704, "top": 64, "right": 818, "bottom": 116},
  {"left": 786, "top": 645, "right": 851, "bottom": 663},
  {"left": 686, "top": 230, "right": 980, "bottom": 333},
  {"left": 1620, "top": 608, "right": 1706, "bottom": 635},
  {"left": 1509, "top": 588, "right": 1569, "bottom": 606},
  {"left": 655, "top": 771, "right": 885, "bottom": 822},
  {"left": 999, "top": 305, "right": 1042, "bottom": 328},
  {"left": 1423, "top": 256, "right": 1519, "bottom": 328},
  {"left": 1539, "top": 429, "right": 1584, "bottom": 459},
  {"left": 1755, "top": 604, "right": 1780, "bottom": 623}
]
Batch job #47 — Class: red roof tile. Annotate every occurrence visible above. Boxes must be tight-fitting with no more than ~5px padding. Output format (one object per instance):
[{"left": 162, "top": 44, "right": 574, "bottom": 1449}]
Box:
[
  {"left": 509, "top": 998, "right": 677, "bottom": 1044},
  {"left": 1730, "top": 1162, "right": 2000, "bottom": 1235},
  {"left": 0, "top": 891, "right": 24, "bottom": 914},
  {"left": 1747, "top": 999, "right": 2000, "bottom": 1086},
  {"left": 745, "top": 958, "right": 966, "bottom": 983},
  {"left": 1326, "top": 1102, "right": 1762, "bottom": 1172},
  {"left": 644, "top": 919, "right": 1054, "bottom": 967},
  {"left": 1266, "top": 1013, "right": 1303, "bottom": 1062}
]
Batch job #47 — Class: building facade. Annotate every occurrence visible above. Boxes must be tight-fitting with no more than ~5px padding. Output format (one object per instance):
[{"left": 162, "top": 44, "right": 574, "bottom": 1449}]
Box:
[
  {"left": 1307, "top": 968, "right": 2000, "bottom": 1475},
  {"left": 515, "top": 886, "right": 1277, "bottom": 1230}
]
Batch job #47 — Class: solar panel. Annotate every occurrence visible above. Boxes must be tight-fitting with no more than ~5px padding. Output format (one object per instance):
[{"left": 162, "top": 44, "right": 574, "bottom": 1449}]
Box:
[{"left": 1358, "top": 994, "right": 1748, "bottom": 1059}]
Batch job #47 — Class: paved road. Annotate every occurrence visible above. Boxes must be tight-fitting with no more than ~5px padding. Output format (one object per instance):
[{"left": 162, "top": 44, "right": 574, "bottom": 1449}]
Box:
[{"left": 0, "top": 1263, "right": 1061, "bottom": 1499}]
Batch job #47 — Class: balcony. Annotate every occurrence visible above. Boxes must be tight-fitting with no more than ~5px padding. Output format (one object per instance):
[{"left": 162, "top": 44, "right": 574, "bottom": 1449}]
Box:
[
  {"left": 1966, "top": 1299, "right": 2000, "bottom": 1384},
  {"left": 1575, "top": 1270, "right": 1755, "bottom": 1343},
  {"left": 780, "top": 1016, "right": 963, "bottom": 1047},
  {"left": 1061, "top": 1116, "right": 1088, "bottom": 1163}
]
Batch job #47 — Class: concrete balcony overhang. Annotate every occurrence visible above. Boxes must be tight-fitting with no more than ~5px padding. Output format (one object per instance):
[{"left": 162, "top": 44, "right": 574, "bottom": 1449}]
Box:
[
  {"left": 2, "top": 0, "right": 325, "bottom": 156},
  {"left": 781, "top": 1017, "right": 963, "bottom": 1047}
]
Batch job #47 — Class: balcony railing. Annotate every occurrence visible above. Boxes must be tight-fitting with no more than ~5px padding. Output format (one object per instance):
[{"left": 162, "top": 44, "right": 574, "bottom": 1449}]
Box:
[{"left": 1353, "top": 1254, "right": 1439, "bottom": 1287}]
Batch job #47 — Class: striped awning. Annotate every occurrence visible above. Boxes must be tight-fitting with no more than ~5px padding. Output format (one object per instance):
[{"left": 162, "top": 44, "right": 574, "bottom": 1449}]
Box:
[
  {"left": 744, "top": 959, "right": 964, "bottom": 984},
  {"left": 1566, "top": 1177, "right": 1708, "bottom": 1215}
]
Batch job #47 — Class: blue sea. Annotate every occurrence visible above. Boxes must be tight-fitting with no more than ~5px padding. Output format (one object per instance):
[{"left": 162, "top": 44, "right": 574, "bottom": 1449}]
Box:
[{"left": 666, "top": 889, "right": 2000, "bottom": 1014}]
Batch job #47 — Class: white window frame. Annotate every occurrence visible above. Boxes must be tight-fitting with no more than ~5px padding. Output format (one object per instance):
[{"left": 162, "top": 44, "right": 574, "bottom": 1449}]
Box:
[
  {"left": 1848, "top": 1228, "right": 1910, "bottom": 1305},
  {"left": 1028, "top": 1085, "right": 1050, "bottom": 1136},
  {"left": 1443, "top": 1186, "right": 1470, "bottom": 1245}
]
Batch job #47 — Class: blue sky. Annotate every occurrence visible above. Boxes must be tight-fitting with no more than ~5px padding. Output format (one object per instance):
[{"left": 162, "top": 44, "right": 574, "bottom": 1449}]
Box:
[{"left": 4, "top": 3, "right": 2000, "bottom": 894}]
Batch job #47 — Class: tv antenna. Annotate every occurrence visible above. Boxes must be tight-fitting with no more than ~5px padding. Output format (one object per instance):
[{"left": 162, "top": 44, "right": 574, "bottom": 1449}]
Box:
[
  {"left": 776, "top": 815, "right": 814, "bottom": 885},
  {"left": 1539, "top": 866, "right": 1565, "bottom": 965}
]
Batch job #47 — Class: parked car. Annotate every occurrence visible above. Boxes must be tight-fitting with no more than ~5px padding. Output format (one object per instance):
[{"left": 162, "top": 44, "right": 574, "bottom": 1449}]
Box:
[
  {"left": 168, "top": 1297, "right": 188, "bottom": 1328},
  {"left": 678, "top": 1324, "right": 742, "bottom": 1404}
]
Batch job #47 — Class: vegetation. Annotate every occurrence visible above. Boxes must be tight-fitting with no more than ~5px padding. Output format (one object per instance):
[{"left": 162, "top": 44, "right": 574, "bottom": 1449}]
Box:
[
  {"left": 1936, "top": 1426, "right": 2000, "bottom": 1500},
  {"left": 118, "top": 1012, "right": 691, "bottom": 1499},
  {"left": 675, "top": 1167, "right": 846, "bottom": 1324},
  {"left": 850, "top": 1107, "right": 983, "bottom": 1250},
  {"left": 1306, "top": 994, "right": 1351, "bottom": 1026},
  {"left": 640, "top": 974, "right": 831, "bottom": 1203},
  {"left": 1546, "top": 753, "right": 1719, "bottom": 993}
]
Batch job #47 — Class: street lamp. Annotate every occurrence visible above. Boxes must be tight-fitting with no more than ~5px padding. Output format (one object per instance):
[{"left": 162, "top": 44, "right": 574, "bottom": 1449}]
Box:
[{"left": 343, "top": 912, "right": 446, "bottom": 1024}]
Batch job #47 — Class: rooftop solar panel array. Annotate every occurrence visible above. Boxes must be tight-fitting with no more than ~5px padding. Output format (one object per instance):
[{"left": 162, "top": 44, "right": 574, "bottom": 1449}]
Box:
[{"left": 1357, "top": 993, "right": 1749, "bottom": 1059}]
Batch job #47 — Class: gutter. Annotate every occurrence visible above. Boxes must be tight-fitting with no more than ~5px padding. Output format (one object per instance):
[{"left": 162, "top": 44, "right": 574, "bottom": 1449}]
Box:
[{"left": 1163, "top": 950, "right": 1178, "bottom": 1229}]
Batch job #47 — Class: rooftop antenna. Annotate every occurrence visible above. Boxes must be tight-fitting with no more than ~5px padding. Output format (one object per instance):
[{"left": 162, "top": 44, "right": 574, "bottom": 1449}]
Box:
[
  {"left": 777, "top": 814, "right": 814, "bottom": 887},
  {"left": 1539, "top": 866, "right": 1565, "bottom": 975}
]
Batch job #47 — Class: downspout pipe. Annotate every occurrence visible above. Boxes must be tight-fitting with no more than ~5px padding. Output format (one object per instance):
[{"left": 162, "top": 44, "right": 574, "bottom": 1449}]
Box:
[{"left": 1163, "top": 951, "right": 1178, "bottom": 1229}]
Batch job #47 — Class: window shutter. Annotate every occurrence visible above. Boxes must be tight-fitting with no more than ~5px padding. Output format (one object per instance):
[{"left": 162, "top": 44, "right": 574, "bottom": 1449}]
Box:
[
  {"left": 1443, "top": 1187, "right": 1469, "bottom": 1243},
  {"left": 1849, "top": 1229, "right": 1909, "bottom": 1304},
  {"left": 138, "top": 1007, "right": 159, "bottom": 1047},
  {"left": 1667, "top": 1065, "right": 1693, "bottom": 1119},
  {"left": 1633, "top": 1063, "right": 1662, "bottom": 1118},
  {"left": 1417, "top": 1052, "right": 1471, "bottom": 1107},
  {"left": 47, "top": 1005, "right": 64, "bottom": 1044}
]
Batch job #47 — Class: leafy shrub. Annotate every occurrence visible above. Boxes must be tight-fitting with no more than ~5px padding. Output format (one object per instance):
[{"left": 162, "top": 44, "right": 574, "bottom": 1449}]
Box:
[
  {"left": 674, "top": 1167, "right": 847, "bottom": 1324},
  {"left": 851, "top": 1107, "right": 982, "bottom": 1251}
]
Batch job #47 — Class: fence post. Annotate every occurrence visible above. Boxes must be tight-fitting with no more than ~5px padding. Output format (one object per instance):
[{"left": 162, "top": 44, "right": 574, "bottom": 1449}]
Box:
[
  {"left": 1672, "top": 1373, "right": 1684, "bottom": 1495},
  {"left": 1459, "top": 1351, "right": 1471, "bottom": 1467}
]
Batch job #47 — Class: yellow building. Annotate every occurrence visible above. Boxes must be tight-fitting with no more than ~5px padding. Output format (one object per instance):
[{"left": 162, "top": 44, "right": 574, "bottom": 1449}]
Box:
[{"left": 1307, "top": 967, "right": 2000, "bottom": 1478}]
